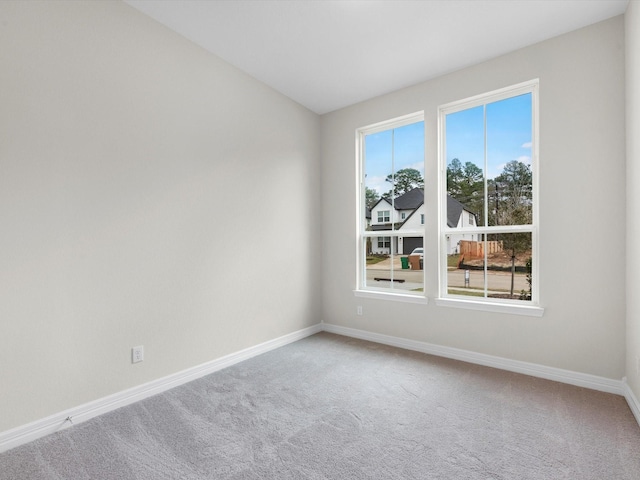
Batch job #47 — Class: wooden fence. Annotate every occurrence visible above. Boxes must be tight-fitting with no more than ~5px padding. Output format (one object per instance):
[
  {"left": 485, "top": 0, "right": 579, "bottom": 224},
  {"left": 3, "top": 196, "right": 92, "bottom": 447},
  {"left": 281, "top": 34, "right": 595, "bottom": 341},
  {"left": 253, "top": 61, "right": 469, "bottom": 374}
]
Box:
[{"left": 458, "top": 240, "right": 503, "bottom": 258}]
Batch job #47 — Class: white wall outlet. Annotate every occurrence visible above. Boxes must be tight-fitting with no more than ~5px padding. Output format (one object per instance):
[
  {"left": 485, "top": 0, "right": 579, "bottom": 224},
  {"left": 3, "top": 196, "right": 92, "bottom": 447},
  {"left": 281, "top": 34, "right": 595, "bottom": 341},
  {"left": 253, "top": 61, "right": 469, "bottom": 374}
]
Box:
[
  {"left": 357, "top": 306, "right": 363, "bottom": 316},
  {"left": 132, "top": 345, "right": 144, "bottom": 364}
]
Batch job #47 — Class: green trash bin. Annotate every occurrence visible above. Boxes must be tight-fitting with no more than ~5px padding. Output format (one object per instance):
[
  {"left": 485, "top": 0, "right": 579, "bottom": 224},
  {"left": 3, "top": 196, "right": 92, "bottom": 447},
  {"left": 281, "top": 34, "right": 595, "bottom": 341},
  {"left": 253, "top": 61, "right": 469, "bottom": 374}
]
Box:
[{"left": 401, "top": 257, "right": 409, "bottom": 269}]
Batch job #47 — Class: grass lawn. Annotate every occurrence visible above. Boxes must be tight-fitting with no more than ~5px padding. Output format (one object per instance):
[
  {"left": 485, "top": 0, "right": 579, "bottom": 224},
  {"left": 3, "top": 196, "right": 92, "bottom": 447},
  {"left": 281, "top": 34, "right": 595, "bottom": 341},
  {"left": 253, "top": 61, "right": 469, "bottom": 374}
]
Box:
[
  {"left": 447, "top": 288, "right": 486, "bottom": 297},
  {"left": 447, "top": 254, "right": 461, "bottom": 268},
  {"left": 366, "top": 255, "right": 387, "bottom": 265}
]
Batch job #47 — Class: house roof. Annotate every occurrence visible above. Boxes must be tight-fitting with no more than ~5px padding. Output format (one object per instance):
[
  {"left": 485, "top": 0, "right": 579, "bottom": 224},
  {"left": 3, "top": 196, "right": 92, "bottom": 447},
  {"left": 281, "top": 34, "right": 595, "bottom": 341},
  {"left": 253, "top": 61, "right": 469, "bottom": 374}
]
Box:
[
  {"left": 371, "top": 224, "right": 397, "bottom": 231},
  {"left": 447, "top": 196, "right": 469, "bottom": 228},
  {"left": 371, "top": 188, "right": 473, "bottom": 228},
  {"left": 393, "top": 188, "right": 424, "bottom": 210},
  {"left": 370, "top": 188, "right": 424, "bottom": 212},
  {"left": 370, "top": 196, "right": 392, "bottom": 211}
]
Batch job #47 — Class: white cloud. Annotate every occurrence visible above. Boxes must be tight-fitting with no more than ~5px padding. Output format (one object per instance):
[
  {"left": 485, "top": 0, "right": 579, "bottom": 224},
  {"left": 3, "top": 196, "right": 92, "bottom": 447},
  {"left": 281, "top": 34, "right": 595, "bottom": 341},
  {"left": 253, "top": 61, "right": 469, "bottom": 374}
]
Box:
[
  {"left": 487, "top": 163, "right": 506, "bottom": 179},
  {"left": 521, "top": 142, "right": 532, "bottom": 149},
  {"left": 366, "top": 175, "right": 390, "bottom": 197},
  {"left": 517, "top": 155, "right": 531, "bottom": 165},
  {"left": 407, "top": 161, "right": 425, "bottom": 173}
]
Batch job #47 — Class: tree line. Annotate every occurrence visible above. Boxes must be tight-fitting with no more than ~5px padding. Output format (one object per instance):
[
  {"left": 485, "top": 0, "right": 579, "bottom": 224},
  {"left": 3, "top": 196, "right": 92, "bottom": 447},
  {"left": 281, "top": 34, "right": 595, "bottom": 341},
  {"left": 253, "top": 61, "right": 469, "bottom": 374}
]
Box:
[
  {"left": 365, "top": 168, "right": 424, "bottom": 208},
  {"left": 366, "top": 159, "right": 532, "bottom": 228},
  {"left": 446, "top": 158, "right": 532, "bottom": 227}
]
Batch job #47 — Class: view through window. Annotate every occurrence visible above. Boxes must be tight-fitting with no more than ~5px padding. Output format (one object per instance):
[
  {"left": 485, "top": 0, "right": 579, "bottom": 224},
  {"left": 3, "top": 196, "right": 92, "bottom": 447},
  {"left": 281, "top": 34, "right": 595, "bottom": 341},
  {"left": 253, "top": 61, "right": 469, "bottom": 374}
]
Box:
[
  {"left": 440, "top": 81, "right": 538, "bottom": 304},
  {"left": 359, "top": 114, "right": 425, "bottom": 295}
]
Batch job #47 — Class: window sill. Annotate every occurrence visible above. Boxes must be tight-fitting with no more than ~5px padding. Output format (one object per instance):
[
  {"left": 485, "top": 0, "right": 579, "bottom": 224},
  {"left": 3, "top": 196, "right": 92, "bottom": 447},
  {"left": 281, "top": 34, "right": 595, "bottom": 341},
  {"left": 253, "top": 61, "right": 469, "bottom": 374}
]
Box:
[
  {"left": 435, "top": 297, "right": 544, "bottom": 317},
  {"left": 353, "top": 289, "right": 429, "bottom": 304},
  {"left": 352, "top": 290, "right": 544, "bottom": 316}
]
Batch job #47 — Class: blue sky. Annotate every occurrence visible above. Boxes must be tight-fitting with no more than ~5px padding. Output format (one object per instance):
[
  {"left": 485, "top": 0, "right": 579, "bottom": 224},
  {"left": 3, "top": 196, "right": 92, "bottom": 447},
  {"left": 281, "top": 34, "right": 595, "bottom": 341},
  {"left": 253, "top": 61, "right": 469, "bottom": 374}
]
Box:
[{"left": 364, "top": 93, "right": 532, "bottom": 197}]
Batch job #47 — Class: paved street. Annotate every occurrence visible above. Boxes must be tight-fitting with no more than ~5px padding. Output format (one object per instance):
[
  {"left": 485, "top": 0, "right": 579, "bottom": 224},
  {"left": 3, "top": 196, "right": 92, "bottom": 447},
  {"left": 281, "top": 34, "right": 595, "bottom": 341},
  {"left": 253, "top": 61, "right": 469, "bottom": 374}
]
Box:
[
  {"left": 447, "top": 268, "right": 528, "bottom": 292},
  {"left": 366, "top": 257, "right": 528, "bottom": 295},
  {"left": 366, "top": 268, "right": 424, "bottom": 291}
]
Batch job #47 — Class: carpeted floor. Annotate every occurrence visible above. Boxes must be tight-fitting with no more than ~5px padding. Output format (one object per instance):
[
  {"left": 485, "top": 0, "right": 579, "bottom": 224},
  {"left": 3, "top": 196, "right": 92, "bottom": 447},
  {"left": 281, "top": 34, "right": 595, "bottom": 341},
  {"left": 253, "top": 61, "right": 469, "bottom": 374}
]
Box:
[{"left": 1, "top": 332, "right": 639, "bottom": 479}]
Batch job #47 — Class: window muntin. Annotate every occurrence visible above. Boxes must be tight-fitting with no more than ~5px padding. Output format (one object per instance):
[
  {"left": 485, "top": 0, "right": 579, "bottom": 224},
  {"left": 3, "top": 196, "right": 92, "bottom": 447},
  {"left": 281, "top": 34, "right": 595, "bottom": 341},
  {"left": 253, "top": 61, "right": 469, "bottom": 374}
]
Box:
[
  {"left": 377, "top": 236, "right": 391, "bottom": 249},
  {"left": 377, "top": 210, "right": 391, "bottom": 223},
  {"left": 358, "top": 112, "right": 425, "bottom": 295},
  {"left": 439, "top": 81, "right": 538, "bottom": 305}
]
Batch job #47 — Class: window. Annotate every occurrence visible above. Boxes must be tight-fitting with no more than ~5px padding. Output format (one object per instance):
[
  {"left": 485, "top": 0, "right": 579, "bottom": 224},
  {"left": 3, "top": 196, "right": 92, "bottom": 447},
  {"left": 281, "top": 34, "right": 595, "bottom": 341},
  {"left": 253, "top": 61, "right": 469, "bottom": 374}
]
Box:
[
  {"left": 438, "top": 80, "right": 538, "bottom": 306},
  {"left": 357, "top": 112, "right": 425, "bottom": 297},
  {"left": 355, "top": 82, "right": 541, "bottom": 314},
  {"left": 377, "top": 237, "right": 391, "bottom": 248},
  {"left": 377, "top": 210, "right": 391, "bottom": 223}
]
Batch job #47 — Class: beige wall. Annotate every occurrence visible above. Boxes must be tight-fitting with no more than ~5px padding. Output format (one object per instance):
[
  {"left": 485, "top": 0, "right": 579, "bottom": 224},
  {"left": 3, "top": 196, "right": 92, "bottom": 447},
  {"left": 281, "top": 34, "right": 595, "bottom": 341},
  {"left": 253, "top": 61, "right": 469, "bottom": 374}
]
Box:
[
  {"left": 626, "top": 1, "right": 640, "bottom": 401},
  {"left": 321, "top": 17, "right": 626, "bottom": 379},
  {"left": 0, "top": 1, "right": 321, "bottom": 432}
]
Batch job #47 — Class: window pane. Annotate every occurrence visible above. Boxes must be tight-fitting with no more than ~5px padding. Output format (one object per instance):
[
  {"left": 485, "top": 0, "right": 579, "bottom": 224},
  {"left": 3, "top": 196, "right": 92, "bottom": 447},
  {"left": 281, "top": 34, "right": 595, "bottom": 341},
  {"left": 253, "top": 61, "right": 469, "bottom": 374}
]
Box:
[
  {"left": 364, "top": 237, "right": 424, "bottom": 293},
  {"left": 362, "top": 119, "right": 425, "bottom": 294},
  {"left": 486, "top": 94, "right": 533, "bottom": 227},
  {"left": 486, "top": 232, "right": 532, "bottom": 301},
  {"left": 446, "top": 235, "right": 485, "bottom": 298},
  {"left": 391, "top": 122, "right": 425, "bottom": 198},
  {"left": 445, "top": 106, "right": 485, "bottom": 226},
  {"left": 447, "top": 233, "right": 532, "bottom": 301},
  {"left": 365, "top": 129, "right": 392, "bottom": 233},
  {"left": 364, "top": 121, "right": 424, "bottom": 234}
]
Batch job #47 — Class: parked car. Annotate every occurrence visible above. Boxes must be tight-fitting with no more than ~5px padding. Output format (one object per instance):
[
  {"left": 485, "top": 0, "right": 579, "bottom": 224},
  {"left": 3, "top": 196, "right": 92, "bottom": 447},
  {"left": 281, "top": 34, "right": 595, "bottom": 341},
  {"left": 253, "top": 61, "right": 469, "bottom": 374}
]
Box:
[{"left": 409, "top": 247, "right": 424, "bottom": 259}]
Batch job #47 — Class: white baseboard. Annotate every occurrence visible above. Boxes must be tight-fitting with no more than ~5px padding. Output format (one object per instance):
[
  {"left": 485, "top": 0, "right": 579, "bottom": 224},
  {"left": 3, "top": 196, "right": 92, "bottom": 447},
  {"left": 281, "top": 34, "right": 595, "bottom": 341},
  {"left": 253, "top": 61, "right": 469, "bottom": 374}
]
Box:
[
  {"left": 623, "top": 378, "right": 640, "bottom": 427},
  {"left": 0, "top": 323, "right": 322, "bottom": 454},
  {"left": 322, "top": 323, "right": 624, "bottom": 395},
  {"left": 2, "top": 322, "right": 636, "bottom": 454}
]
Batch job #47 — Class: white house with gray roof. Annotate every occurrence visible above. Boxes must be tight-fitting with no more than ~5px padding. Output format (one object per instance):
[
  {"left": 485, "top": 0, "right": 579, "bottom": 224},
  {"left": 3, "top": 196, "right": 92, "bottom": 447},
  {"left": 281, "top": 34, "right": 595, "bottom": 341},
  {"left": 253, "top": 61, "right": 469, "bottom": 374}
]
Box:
[
  {"left": 443, "top": 195, "right": 480, "bottom": 255},
  {"left": 369, "top": 188, "right": 478, "bottom": 255}
]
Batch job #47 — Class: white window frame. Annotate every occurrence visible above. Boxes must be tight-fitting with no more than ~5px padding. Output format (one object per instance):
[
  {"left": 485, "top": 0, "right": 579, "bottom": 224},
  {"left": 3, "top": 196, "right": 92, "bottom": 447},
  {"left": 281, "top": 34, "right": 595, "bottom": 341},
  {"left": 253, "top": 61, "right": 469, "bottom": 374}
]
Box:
[
  {"left": 436, "top": 80, "right": 543, "bottom": 316},
  {"left": 355, "top": 111, "right": 428, "bottom": 303},
  {"left": 378, "top": 236, "right": 391, "bottom": 248},
  {"left": 378, "top": 210, "right": 391, "bottom": 223}
]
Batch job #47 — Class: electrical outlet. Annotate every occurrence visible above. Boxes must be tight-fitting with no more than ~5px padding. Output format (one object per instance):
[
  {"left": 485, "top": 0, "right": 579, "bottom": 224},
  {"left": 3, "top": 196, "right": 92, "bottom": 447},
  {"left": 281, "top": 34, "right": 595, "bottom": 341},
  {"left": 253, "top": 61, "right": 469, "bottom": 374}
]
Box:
[
  {"left": 132, "top": 345, "right": 144, "bottom": 364},
  {"left": 357, "top": 306, "right": 363, "bottom": 316}
]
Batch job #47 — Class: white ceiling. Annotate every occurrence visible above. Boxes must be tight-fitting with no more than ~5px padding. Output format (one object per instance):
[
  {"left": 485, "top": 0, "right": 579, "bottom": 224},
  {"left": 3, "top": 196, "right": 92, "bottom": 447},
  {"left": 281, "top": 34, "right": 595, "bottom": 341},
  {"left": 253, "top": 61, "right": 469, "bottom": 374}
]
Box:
[{"left": 124, "top": 0, "right": 629, "bottom": 114}]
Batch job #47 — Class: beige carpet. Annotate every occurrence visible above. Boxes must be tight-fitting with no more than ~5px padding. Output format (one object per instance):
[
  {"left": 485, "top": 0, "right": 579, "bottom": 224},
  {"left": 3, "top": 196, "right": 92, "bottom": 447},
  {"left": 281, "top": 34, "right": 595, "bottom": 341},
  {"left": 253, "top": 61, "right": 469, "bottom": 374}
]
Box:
[{"left": 1, "top": 332, "right": 639, "bottom": 479}]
